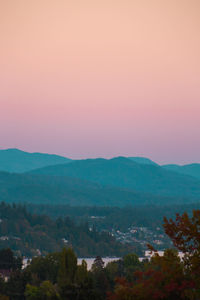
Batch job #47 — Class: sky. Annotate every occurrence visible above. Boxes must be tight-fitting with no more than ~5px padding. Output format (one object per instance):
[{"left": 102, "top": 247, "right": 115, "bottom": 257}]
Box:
[{"left": 0, "top": 0, "right": 200, "bottom": 164}]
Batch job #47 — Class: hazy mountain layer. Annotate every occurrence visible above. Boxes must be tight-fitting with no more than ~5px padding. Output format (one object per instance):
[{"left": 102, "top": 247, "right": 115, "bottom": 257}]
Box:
[
  {"left": 30, "top": 157, "right": 200, "bottom": 199},
  {"left": 0, "top": 148, "right": 71, "bottom": 173},
  {"left": 128, "top": 157, "right": 158, "bottom": 165},
  {"left": 0, "top": 171, "right": 190, "bottom": 206},
  {"left": 163, "top": 163, "right": 200, "bottom": 180}
]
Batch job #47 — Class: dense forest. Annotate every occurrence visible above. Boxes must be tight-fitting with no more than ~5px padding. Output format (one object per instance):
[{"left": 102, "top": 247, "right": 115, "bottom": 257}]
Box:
[
  {"left": 0, "top": 202, "right": 140, "bottom": 257},
  {"left": 26, "top": 202, "right": 200, "bottom": 230},
  {"left": 24, "top": 203, "right": 200, "bottom": 252},
  {"left": 1, "top": 210, "right": 200, "bottom": 299},
  {"left": 2, "top": 202, "right": 200, "bottom": 257}
]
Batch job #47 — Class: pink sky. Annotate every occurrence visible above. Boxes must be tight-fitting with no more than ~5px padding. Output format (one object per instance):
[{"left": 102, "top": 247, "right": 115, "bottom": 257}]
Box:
[{"left": 0, "top": 0, "right": 200, "bottom": 164}]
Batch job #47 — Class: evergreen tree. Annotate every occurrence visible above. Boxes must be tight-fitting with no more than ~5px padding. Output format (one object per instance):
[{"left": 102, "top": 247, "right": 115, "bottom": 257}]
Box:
[
  {"left": 91, "top": 256, "right": 105, "bottom": 272},
  {"left": 57, "top": 248, "right": 77, "bottom": 299}
]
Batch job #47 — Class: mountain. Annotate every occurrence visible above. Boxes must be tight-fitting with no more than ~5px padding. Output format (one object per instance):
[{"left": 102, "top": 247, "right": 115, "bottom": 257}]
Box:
[
  {"left": 163, "top": 163, "right": 200, "bottom": 180},
  {"left": 0, "top": 148, "right": 71, "bottom": 173},
  {"left": 29, "top": 156, "right": 200, "bottom": 199},
  {"left": 0, "top": 170, "right": 180, "bottom": 206},
  {"left": 128, "top": 157, "right": 158, "bottom": 165}
]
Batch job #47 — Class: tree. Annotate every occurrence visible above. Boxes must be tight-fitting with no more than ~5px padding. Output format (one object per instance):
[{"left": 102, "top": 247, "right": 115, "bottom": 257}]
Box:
[
  {"left": 123, "top": 253, "right": 141, "bottom": 281},
  {"left": 0, "top": 248, "right": 22, "bottom": 271},
  {"left": 91, "top": 256, "right": 111, "bottom": 300},
  {"left": 75, "top": 260, "right": 88, "bottom": 285},
  {"left": 105, "top": 261, "right": 120, "bottom": 289},
  {"left": 40, "top": 281, "right": 59, "bottom": 300},
  {"left": 25, "top": 281, "right": 59, "bottom": 300},
  {"left": 75, "top": 260, "right": 97, "bottom": 300},
  {"left": 57, "top": 247, "right": 77, "bottom": 287},
  {"left": 27, "top": 252, "right": 60, "bottom": 284},
  {"left": 163, "top": 210, "right": 200, "bottom": 254},
  {"left": 109, "top": 210, "right": 200, "bottom": 300},
  {"left": 91, "top": 256, "right": 104, "bottom": 272},
  {"left": 25, "top": 284, "right": 42, "bottom": 300},
  {"left": 108, "top": 249, "right": 193, "bottom": 300},
  {"left": 6, "top": 269, "right": 30, "bottom": 300},
  {"left": 163, "top": 210, "right": 200, "bottom": 299},
  {"left": 57, "top": 248, "right": 78, "bottom": 299}
]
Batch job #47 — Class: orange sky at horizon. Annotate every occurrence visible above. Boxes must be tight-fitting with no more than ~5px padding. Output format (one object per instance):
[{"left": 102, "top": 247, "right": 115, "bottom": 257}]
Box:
[{"left": 0, "top": 0, "right": 200, "bottom": 163}]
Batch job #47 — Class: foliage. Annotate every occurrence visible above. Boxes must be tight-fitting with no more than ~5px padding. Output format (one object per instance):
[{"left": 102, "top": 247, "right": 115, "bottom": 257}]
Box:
[
  {"left": 0, "top": 248, "right": 22, "bottom": 270},
  {"left": 0, "top": 202, "right": 137, "bottom": 257},
  {"left": 3, "top": 208, "right": 200, "bottom": 299},
  {"left": 27, "top": 203, "right": 200, "bottom": 231},
  {"left": 26, "top": 252, "right": 61, "bottom": 284},
  {"left": 91, "top": 256, "right": 105, "bottom": 272},
  {"left": 25, "top": 281, "right": 59, "bottom": 300},
  {"left": 109, "top": 210, "right": 200, "bottom": 300},
  {"left": 0, "top": 295, "right": 9, "bottom": 300},
  {"left": 57, "top": 247, "right": 77, "bottom": 288},
  {"left": 163, "top": 210, "right": 200, "bottom": 297},
  {"left": 25, "top": 284, "right": 42, "bottom": 300}
]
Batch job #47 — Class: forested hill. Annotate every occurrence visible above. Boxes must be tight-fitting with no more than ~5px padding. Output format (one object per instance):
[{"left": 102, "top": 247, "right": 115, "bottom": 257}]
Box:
[
  {"left": 0, "top": 202, "right": 140, "bottom": 257},
  {"left": 0, "top": 148, "right": 71, "bottom": 173},
  {"left": 0, "top": 171, "right": 180, "bottom": 206},
  {"left": 26, "top": 203, "right": 200, "bottom": 231},
  {"left": 1, "top": 150, "right": 200, "bottom": 206},
  {"left": 163, "top": 163, "right": 200, "bottom": 180},
  {"left": 128, "top": 156, "right": 158, "bottom": 165},
  {"left": 29, "top": 157, "right": 200, "bottom": 198}
]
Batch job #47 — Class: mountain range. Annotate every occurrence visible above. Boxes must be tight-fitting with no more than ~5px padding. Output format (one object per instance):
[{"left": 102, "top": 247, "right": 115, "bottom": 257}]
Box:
[
  {"left": 0, "top": 171, "right": 180, "bottom": 206},
  {"left": 0, "top": 148, "right": 200, "bottom": 206},
  {"left": 163, "top": 163, "right": 200, "bottom": 180},
  {"left": 0, "top": 148, "right": 71, "bottom": 173},
  {"left": 29, "top": 156, "right": 200, "bottom": 198}
]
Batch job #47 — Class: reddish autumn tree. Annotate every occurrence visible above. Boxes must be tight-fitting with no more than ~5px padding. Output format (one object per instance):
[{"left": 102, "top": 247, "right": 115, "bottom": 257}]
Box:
[
  {"left": 108, "top": 249, "right": 194, "bottom": 300},
  {"left": 163, "top": 210, "right": 200, "bottom": 296},
  {"left": 163, "top": 210, "right": 200, "bottom": 254},
  {"left": 108, "top": 210, "right": 200, "bottom": 300}
]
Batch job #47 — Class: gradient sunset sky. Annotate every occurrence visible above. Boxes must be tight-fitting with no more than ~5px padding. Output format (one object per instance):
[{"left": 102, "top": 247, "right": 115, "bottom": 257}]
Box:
[{"left": 0, "top": 0, "right": 200, "bottom": 164}]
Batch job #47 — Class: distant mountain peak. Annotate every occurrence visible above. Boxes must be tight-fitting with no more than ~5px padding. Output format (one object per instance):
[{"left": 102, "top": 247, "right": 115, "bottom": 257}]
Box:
[
  {"left": 2, "top": 148, "right": 24, "bottom": 152},
  {"left": 163, "top": 163, "right": 200, "bottom": 180},
  {"left": 0, "top": 148, "right": 71, "bottom": 173},
  {"left": 110, "top": 156, "right": 132, "bottom": 162},
  {"left": 128, "top": 157, "right": 158, "bottom": 166}
]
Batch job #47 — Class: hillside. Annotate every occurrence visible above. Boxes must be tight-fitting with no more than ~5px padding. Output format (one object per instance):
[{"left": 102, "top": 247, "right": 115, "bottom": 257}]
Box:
[
  {"left": 27, "top": 203, "right": 200, "bottom": 231},
  {"left": 0, "top": 148, "right": 71, "bottom": 173},
  {"left": 0, "top": 171, "right": 181, "bottom": 206},
  {"left": 128, "top": 157, "right": 158, "bottom": 165},
  {"left": 0, "top": 202, "right": 139, "bottom": 256},
  {"left": 163, "top": 163, "right": 200, "bottom": 180},
  {"left": 29, "top": 157, "right": 200, "bottom": 199}
]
